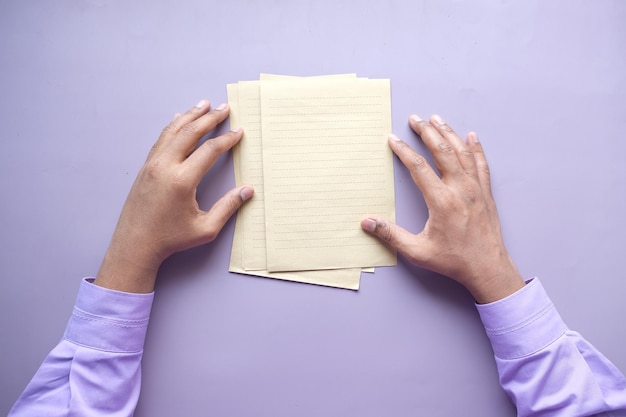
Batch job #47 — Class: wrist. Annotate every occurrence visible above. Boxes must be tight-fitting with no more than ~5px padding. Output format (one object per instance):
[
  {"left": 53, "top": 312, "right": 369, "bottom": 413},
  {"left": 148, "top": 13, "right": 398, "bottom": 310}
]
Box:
[
  {"left": 94, "top": 238, "right": 161, "bottom": 294},
  {"left": 466, "top": 258, "right": 526, "bottom": 304}
]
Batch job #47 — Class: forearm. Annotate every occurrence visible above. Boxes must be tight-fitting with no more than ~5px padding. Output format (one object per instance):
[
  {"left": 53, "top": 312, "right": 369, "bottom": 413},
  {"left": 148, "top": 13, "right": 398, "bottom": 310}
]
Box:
[
  {"left": 477, "top": 279, "right": 626, "bottom": 416},
  {"left": 95, "top": 239, "right": 159, "bottom": 294}
]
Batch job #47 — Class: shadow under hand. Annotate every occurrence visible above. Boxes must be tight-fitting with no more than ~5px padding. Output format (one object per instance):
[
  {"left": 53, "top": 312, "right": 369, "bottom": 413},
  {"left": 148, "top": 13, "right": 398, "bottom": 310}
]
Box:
[{"left": 396, "top": 254, "right": 477, "bottom": 312}]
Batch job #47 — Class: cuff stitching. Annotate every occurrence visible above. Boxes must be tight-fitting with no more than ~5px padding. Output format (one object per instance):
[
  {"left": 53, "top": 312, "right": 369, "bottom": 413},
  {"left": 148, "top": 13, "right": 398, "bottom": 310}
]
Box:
[
  {"left": 485, "top": 301, "right": 554, "bottom": 336},
  {"left": 72, "top": 307, "right": 149, "bottom": 329}
]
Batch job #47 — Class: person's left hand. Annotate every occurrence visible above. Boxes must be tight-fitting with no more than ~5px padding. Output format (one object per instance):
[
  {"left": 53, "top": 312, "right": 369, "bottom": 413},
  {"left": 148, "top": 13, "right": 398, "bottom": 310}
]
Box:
[
  {"left": 361, "top": 114, "right": 524, "bottom": 303},
  {"left": 95, "top": 99, "right": 253, "bottom": 293}
]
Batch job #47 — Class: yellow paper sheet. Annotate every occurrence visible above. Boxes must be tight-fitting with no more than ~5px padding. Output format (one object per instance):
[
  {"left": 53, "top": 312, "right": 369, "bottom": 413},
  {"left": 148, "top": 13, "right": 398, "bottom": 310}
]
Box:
[
  {"left": 227, "top": 83, "right": 244, "bottom": 271},
  {"left": 236, "top": 75, "right": 359, "bottom": 271},
  {"left": 227, "top": 79, "right": 362, "bottom": 290},
  {"left": 237, "top": 81, "right": 268, "bottom": 270},
  {"left": 229, "top": 213, "right": 360, "bottom": 290},
  {"left": 260, "top": 78, "right": 397, "bottom": 272}
]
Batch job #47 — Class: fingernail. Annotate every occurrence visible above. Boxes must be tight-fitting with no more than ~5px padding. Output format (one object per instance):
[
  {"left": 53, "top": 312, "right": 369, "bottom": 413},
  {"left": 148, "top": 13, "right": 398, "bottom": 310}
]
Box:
[
  {"left": 240, "top": 186, "right": 254, "bottom": 201},
  {"left": 195, "top": 99, "right": 208, "bottom": 108},
  {"left": 362, "top": 218, "right": 377, "bottom": 233},
  {"left": 410, "top": 114, "right": 423, "bottom": 123},
  {"left": 468, "top": 131, "right": 480, "bottom": 144},
  {"left": 432, "top": 114, "right": 445, "bottom": 126},
  {"left": 389, "top": 133, "right": 401, "bottom": 142},
  {"left": 231, "top": 126, "right": 242, "bottom": 133},
  {"left": 172, "top": 113, "right": 181, "bottom": 121},
  {"left": 216, "top": 103, "right": 228, "bottom": 111}
]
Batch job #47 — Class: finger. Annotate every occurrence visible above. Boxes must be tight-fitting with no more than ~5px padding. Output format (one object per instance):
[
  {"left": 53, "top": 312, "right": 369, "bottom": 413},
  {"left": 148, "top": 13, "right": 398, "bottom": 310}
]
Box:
[
  {"left": 409, "top": 114, "right": 464, "bottom": 178},
  {"left": 170, "top": 99, "right": 211, "bottom": 132},
  {"left": 466, "top": 132, "right": 499, "bottom": 218},
  {"left": 387, "top": 134, "right": 445, "bottom": 200},
  {"left": 198, "top": 186, "right": 254, "bottom": 243},
  {"left": 168, "top": 103, "right": 231, "bottom": 160},
  {"left": 152, "top": 99, "right": 212, "bottom": 157},
  {"left": 361, "top": 217, "right": 423, "bottom": 262},
  {"left": 429, "top": 114, "right": 477, "bottom": 178},
  {"left": 466, "top": 132, "right": 493, "bottom": 199},
  {"left": 184, "top": 127, "right": 244, "bottom": 183}
]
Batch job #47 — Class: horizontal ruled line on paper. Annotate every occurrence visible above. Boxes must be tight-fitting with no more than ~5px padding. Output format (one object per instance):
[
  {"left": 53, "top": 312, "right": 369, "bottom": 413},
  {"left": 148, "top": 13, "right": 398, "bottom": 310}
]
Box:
[
  {"left": 270, "top": 239, "right": 378, "bottom": 249},
  {"left": 268, "top": 126, "right": 383, "bottom": 132},
  {"left": 272, "top": 203, "right": 389, "bottom": 210},
  {"left": 267, "top": 96, "right": 383, "bottom": 101}
]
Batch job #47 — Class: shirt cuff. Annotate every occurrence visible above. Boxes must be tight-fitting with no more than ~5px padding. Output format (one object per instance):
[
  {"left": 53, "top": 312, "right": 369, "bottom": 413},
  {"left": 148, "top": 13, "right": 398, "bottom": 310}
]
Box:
[
  {"left": 476, "top": 278, "right": 568, "bottom": 360},
  {"left": 63, "top": 277, "right": 154, "bottom": 353}
]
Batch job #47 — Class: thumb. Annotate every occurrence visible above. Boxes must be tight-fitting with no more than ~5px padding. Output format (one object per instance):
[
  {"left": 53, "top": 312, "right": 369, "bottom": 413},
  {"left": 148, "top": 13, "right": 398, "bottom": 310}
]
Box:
[
  {"left": 200, "top": 185, "right": 254, "bottom": 242},
  {"left": 360, "top": 217, "right": 418, "bottom": 258}
]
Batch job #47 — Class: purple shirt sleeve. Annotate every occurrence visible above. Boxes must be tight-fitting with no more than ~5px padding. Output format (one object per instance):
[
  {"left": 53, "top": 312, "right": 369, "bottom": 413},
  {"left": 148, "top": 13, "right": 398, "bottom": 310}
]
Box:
[
  {"left": 9, "top": 278, "right": 154, "bottom": 417},
  {"left": 10, "top": 277, "right": 626, "bottom": 416},
  {"left": 477, "top": 278, "right": 626, "bottom": 417}
]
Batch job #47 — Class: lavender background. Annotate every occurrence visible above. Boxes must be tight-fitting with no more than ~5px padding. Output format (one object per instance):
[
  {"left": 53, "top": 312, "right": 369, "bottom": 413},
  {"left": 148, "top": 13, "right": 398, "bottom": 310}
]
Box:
[{"left": 1, "top": 1, "right": 625, "bottom": 416}]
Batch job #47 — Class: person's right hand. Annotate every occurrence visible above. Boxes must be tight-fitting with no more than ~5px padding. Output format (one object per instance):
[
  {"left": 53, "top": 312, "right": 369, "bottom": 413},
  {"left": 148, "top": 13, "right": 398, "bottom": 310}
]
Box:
[
  {"left": 95, "top": 99, "right": 253, "bottom": 294},
  {"left": 361, "top": 114, "right": 525, "bottom": 304}
]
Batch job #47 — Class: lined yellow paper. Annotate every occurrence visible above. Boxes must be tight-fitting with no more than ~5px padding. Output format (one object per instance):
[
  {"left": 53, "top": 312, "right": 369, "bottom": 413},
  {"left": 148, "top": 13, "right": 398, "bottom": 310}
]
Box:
[
  {"left": 227, "top": 74, "right": 396, "bottom": 289},
  {"left": 237, "top": 81, "right": 267, "bottom": 270},
  {"left": 260, "top": 78, "right": 396, "bottom": 271},
  {"left": 228, "top": 78, "right": 362, "bottom": 290}
]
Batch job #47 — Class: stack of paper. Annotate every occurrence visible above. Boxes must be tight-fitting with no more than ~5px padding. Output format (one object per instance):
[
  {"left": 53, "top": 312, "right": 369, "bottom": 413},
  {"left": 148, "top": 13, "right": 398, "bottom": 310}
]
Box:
[{"left": 227, "top": 74, "right": 397, "bottom": 290}]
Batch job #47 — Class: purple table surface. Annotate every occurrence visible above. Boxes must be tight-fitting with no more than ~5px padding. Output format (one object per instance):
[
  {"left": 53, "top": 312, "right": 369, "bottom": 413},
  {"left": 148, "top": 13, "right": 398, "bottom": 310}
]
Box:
[{"left": 1, "top": 1, "right": 625, "bottom": 416}]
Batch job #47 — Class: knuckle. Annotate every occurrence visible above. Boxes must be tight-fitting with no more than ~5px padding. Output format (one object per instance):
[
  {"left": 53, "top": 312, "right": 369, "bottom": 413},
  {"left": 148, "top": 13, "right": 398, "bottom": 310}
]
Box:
[
  {"left": 144, "top": 159, "right": 165, "bottom": 180},
  {"left": 437, "top": 191, "right": 457, "bottom": 211},
  {"left": 407, "top": 154, "right": 429, "bottom": 175},
  {"left": 181, "top": 123, "right": 199, "bottom": 136},
  {"left": 437, "top": 141, "right": 454, "bottom": 154},
  {"left": 200, "top": 137, "right": 222, "bottom": 154},
  {"left": 160, "top": 123, "right": 177, "bottom": 135},
  {"left": 201, "top": 136, "right": 229, "bottom": 155},
  {"left": 378, "top": 221, "right": 393, "bottom": 244},
  {"left": 410, "top": 154, "right": 428, "bottom": 172},
  {"left": 150, "top": 164, "right": 190, "bottom": 194},
  {"left": 170, "top": 171, "right": 190, "bottom": 193},
  {"left": 227, "top": 193, "right": 242, "bottom": 215},
  {"left": 438, "top": 123, "right": 454, "bottom": 133},
  {"left": 459, "top": 147, "right": 474, "bottom": 158}
]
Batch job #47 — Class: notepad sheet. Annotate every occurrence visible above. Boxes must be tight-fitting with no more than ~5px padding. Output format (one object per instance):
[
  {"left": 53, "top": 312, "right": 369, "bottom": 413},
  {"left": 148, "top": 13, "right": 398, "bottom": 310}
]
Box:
[{"left": 227, "top": 74, "right": 396, "bottom": 289}]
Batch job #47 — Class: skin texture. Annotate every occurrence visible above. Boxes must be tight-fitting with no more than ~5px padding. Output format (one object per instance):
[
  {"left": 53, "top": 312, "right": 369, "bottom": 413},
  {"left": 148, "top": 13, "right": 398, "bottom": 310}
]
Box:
[
  {"left": 94, "top": 100, "right": 254, "bottom": 294},
  {"left": 361, "top": 114, "right": 525, "bottom": 303}
]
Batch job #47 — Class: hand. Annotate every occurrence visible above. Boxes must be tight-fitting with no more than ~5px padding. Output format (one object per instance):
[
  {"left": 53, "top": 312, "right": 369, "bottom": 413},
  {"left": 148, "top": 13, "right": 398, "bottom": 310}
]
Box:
[
  {"left": 361, "top": 114, "right": 524, "bottom": 304},
  {"left": 94, "top": 100, "right": 254, "bottom": 293}
]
